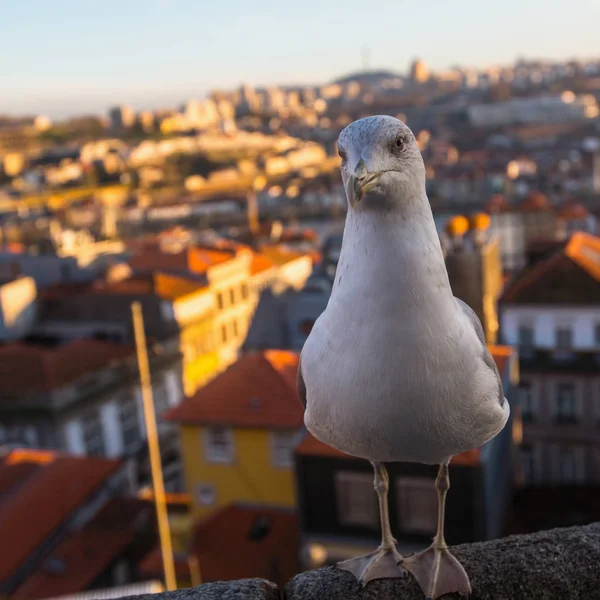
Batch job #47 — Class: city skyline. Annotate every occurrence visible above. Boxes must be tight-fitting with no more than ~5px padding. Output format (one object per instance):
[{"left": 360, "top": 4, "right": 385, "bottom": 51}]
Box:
[{"left": 3, "top": 0, "right": 600, "bottom": 119}]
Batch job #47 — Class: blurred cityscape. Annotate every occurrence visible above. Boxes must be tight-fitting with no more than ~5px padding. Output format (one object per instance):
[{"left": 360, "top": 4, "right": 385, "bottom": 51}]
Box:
[{"left": 1, "top": 55, "right": 600, "bottom": 598}]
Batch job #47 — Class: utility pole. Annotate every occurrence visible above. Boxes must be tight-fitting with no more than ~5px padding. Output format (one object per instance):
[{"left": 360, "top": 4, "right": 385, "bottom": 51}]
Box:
[{"left": 131, "top": 302, "right": 177, "bottom": 592}]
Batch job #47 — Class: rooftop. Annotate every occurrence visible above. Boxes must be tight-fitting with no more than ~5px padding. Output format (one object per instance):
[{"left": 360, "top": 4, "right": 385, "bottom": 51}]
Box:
[
  {"left": 0, "top": 449, "right": 122, "bottom": 590},
  {"left": 0, "top": 339, "right": 134, "bottom": 395},
  {"left": 11, "top": 497, "right": 154, "bottom": 600},
  {"left": 164, "top": 350, "right": 303, "bottom": 429},
  {"left": 502, "top": 232, "right": 600, "bottom": 304},
  {"left": 139, "top": 504, "right": 299, "bottom": 587}
]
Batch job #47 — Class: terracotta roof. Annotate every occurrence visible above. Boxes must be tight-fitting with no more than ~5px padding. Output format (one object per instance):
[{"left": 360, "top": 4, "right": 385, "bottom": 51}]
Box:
[
  {"left": 164, "top": 351, "right": 303, "bottom": 429},
  {"left": 10, "top": 529, "right": 132, "bottom": 600},
  {"left": 502, "top": 232, "right": 600, "bottom": 304},
  {"left": 259, "top": 245, "right": 309, "bottom": 267},
  {"left": 486, "top": 195, "right": 509, "bottom": 214},
  {"left": 517, "top": 191, "right": 550, "bottom": 212},
  {"left": 0, "top": 450, "right": 121, "bottom": 589},
  {"left": 250, "top": 253, "right": 275, "bottom": 275},
  {"left": 129, "top": 243, "right": 234, "bottom": 276},
  {"left": 11, "top": 497, "right": 154, "bottom": 600},
  {"left": 139, "top": 504, "right": 299, "bottom": 587},
  {"left": 558, "top": 202, "right": 589, "bottom": 220},
  {"left": 153, "top": 272, "right": 207, "bottom": 300},
  {"left": 0, "top": 340, "right": 134, "bottom": 395}
]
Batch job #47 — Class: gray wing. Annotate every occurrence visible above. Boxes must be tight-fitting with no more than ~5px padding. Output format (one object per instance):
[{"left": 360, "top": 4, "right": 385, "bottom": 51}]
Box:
[
  {"left": 296, "top": 353, "right": 307, "bottom": 410},
  {"left": 455, "top": 297, "right": 505, "bottom": 406}
]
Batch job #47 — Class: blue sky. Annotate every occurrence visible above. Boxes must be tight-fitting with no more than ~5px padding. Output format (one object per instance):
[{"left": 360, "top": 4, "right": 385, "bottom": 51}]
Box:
[{"left": 2, "top": 0, "right": 599, "bottom": 119}]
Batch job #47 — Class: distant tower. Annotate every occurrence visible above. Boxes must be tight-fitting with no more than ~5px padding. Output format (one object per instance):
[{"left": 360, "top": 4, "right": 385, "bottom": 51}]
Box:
[
  {"left": 109, "top": 105, "right": 135, "bottom": 133},
  {"left": 410, "top": 58, "right": 429, "bottom": 84}
]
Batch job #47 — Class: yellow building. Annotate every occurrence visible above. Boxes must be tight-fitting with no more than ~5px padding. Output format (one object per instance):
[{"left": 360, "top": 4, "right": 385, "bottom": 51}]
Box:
[
  {"left": 131, "top": 241, "right": 261, "bottom": 396},
  {"left": 164, "top": 350, "right": 304, "bottom": 520}
]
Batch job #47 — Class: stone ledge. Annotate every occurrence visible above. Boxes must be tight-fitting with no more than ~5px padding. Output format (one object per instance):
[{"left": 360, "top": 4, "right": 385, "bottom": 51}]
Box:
[
  {"left": 285, "top": 523, "right": 600, "bottom": 599},
  {"left": 120, "top": 579, "right": 279, "bottom": 600}
]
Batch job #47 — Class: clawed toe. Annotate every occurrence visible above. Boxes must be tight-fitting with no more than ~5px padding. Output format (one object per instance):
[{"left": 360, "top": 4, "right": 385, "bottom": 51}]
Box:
[
  {"left": 404, "top": 545, "right": 471, "bottom": 599},
  {"left": 338, "top": 546, "right": 407, "bottom": 586}
]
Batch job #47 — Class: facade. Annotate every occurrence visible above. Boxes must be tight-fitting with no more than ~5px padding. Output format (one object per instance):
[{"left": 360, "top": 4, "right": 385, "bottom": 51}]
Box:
[
  {"left": 244, "top": 271, "right": 333, "bottom": 351},
  {"left": 295, "top": 345, "right": 517, "bottom": 570},
  {"left": 0, "top": 274, "right": 37, "bottom": 340},
  {"left": 500, "top": 232, "right": 600, "bottom": 486},
  {"left": 0, "top": 338, "right": 184, "bottom": 490},
  {"left": 165, "top": 350, "right": 304, "bottom": 521}
]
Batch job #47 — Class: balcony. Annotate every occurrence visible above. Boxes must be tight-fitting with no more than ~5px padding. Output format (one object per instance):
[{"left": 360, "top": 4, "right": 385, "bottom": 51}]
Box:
[{"left": 519, "top": 348, "right": 600, "bottom": 373}]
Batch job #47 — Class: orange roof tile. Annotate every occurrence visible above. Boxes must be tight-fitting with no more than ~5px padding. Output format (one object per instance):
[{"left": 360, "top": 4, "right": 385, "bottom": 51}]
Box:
[
  {"left": 558, "top": 202, "right": 589, "bottom": 220},
  {"left": 139, "top": 504, "right": 299, "bottom": 587},
  {"left": 517, "top": 191, "right": 550, "bottom": 212},
  {"left": 250, "top": 253, "right": 275, "bottom": 275},
  {"left": 153, "top": 272, "right": 207, "bottom": 300},
  {"left": 502, "top": 232, "right": 600, "bottom": 304},
  {"left": 259, "top": 245, "right": 309, "bottom": 267},
  {"left": 0, "top": 340, "right": 134, "bottom": 394},
  {"left": 10, "top": 529, "right": 132, "bottom": 600},
  {"left": 0, "top": 450, "right": 121, "bottom": 588},
  {"left": 11, "top": 497, "right": 153, "bottom": 600},
  {"left": 164, "top": 351, "right": 303, "bottom": 429},
  {"left": 564, "top": 232, "right": 600, "bottom": 281}
]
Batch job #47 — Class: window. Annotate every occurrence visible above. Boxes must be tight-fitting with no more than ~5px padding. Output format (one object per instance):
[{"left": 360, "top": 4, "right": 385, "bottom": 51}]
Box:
[
  {"left": 555, "top": 383, "right": 577, "bottom": 423},
  {"left": 518, "top": 382, "right": 534, "bottom": 422},
  {"left": 555, "top": 326, "right": 573, "bottom": 353},
  {"left": 521, "top": 444, "right": 536, "bottom": 485},
  {"left": 221, "top": 324, "right": 228, "bottom": 344},
  {"left": 194, "top": 483, "right": 216, "bottom": 506},
  {"left": 82, "top": 411, "right": 105, "bottom": 456},
  {"left": 232, "top": 320, "right": 239, "bottom": 338},
  {"left": 241, "top": 284, "right": 249, "bottom": 300},
  {"left": 396, "top": 477, "right": 438, "bottom": 535},
  {"left": 204, "top": 427, "right": 235, "bottom": 463},
  {"left": 229, "top": 288, "right": 236, "bottom": 306},
  {"left": 335, "top": 471, "right": 378, "bottom": 528},
  {"left": 270, "top": 431, "right": 297, "bottom": 468},
  {"left": 557, "top": 448, "right": 584, "bottom": 484},
  {"left": 518, "top": 324, "right": 534, "bottom": 354},
  {"left": 217, "top": 293, "right": 224, "bottom": 310},
  {"left": 119, "top": 395, "right": 141, "bottom": 453}
]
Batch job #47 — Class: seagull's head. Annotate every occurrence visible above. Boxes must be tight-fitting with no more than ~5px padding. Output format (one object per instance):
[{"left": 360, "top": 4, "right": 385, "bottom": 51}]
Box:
[{"left": 337, "top": 115, "right": 426, "bottom": 210}]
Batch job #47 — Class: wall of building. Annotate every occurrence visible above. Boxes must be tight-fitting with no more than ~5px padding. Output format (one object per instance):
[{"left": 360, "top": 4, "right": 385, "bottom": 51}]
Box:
[
  {"left": 0, "top": 276, "right": 37, "bottom": 340},
  {"left": 501, "top": 306, "right": 600, "bottom": 350},
  {"left": 180, "top": 425, "right": 298, "bottom": 520}
]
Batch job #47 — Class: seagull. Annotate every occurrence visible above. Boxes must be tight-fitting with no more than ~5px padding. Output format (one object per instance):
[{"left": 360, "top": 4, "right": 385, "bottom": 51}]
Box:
[{"left": 297, "top": 115, "right": 509, "bottom": 600}]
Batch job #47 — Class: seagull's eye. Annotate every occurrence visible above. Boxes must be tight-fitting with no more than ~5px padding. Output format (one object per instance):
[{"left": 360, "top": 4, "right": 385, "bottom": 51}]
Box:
[
  {"left": 395, "top": 136, "right": 405, "bottom": 150},
  {"left": 337, "top": 146, "right": 347, "bottom": 162}
]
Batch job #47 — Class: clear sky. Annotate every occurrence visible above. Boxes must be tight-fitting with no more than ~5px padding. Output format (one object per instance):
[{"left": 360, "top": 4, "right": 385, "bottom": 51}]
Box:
[{"left": 2, "top": 0, "right": 599, "bottom": 119}]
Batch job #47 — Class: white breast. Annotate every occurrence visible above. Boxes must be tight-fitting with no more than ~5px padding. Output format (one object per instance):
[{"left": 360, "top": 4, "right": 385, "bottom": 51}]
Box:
[{"left": 301, "top": 207, "right": 508, "bottom": 464}]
